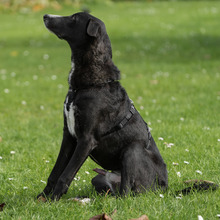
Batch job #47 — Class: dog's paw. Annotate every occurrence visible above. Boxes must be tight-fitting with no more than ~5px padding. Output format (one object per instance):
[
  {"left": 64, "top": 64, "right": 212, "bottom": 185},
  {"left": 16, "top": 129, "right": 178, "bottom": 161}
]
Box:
[
  {"left": 51, "top": 182, "right": 69, "bottom": 201},
  {"left": 51, "top": 193, "right": 62, "bottom": 201},
  {"left": 37, "top": 190, "right": 51, "bottom": 202},
  {"left": 37, "top": 195, "right": 47, "bottom": 203}
]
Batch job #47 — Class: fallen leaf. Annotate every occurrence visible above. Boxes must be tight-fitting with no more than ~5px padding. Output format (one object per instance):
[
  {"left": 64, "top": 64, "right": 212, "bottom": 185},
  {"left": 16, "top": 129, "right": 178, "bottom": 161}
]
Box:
[
  {"left": 184, "top": 179, "right": 199, "bottom": 184},
  {"left": 37, "top": 195, "right": 47, "bottom": 203},
  {"left": 184, "top": 179, "right": 218, "bottom": 188},
  {"left": 89, "top": 212, "right": 149, "bottom": 220},
  {"left": 89, "top": 210, "right": 117, "bottom": 220},
  {"left": 0, "top": 203, "right": 6, "bottom": 211},
  {"left": 129, "top": 215, "right": 149, "bottom": 220},
  {"left": 89, "top": 214, "right": 102, "bottom": 220},
  {"left": 89, "top": 213, "right": 112, "bottom": 220},
  {"left": 177, "top": 179, "right": 219, "bottom": 195}
]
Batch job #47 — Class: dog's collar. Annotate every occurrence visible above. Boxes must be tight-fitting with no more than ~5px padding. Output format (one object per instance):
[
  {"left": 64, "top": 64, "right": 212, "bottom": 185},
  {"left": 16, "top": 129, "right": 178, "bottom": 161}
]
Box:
[{"left": 70, "top": 79, "right": 118, "bottom": 92}]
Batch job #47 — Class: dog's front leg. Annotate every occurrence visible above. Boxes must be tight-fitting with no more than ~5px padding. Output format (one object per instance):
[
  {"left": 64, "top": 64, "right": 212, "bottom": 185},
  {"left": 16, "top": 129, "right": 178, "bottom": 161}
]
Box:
[
  {"left": 51, "top": 137, "right": 96, "bottom": 201},
  {"left": 37, "top": 131, "right": 77, "bottom": 199}
]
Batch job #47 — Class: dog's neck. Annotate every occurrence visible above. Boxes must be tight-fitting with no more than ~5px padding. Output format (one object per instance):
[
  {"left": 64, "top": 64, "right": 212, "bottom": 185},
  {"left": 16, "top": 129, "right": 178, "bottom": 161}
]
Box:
[{"left": 68, "top": 45, "right": 120, "bottom": 90}]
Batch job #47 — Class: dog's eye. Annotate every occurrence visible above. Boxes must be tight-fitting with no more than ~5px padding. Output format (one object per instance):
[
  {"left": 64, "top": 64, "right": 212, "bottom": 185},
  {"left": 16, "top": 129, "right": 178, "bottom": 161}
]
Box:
[{"left": 71, "top": 15, "right": 77, "bottom": 21}]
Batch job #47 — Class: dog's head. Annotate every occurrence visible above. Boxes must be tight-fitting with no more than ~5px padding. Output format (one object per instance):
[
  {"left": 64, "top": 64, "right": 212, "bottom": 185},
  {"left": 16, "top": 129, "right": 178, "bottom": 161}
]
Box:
[
  {"left": 43, "top": 12, "right": 110, "bottom": 52},
  {"left": 43, "top": 12, "right": 120, "bottom": 84}
]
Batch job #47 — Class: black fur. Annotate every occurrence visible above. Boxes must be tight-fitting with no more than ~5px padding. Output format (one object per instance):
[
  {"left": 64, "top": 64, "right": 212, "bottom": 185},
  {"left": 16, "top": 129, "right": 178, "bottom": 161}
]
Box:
[{"left": 38, "top": 12, "right": 168, "bottom": 201}]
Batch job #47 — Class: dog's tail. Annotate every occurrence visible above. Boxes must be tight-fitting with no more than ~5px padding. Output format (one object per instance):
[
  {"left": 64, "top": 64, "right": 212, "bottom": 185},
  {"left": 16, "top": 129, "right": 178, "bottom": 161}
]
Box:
[{"left": 176, "top": 179, "right": 219, "bottom": 196}]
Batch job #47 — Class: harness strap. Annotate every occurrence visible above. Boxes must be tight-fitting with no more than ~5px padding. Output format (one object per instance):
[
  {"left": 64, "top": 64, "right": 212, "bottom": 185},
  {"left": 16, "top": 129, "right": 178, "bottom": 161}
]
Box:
[
  {"left": 103, "top": 105, "right": 136, "bottom": 137},
  {"left": 102, "top": 104, "right": 152, "bottom": 150}
]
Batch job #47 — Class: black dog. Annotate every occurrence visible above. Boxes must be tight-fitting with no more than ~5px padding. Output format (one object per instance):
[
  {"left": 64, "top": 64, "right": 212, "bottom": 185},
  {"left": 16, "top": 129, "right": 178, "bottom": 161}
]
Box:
[{"left": 38, "top": 12, "right": 168, "bottom": 201}]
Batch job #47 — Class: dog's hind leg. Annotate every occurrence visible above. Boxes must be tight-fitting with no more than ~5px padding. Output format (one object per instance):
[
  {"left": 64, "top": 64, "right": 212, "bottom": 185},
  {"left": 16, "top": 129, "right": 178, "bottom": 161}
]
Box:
[
  {"left": 37, "top": 131, "right": 77, "bottom": 200},
  {"left": 92, "top": 168, "right": 121, "bottom": 195},
  {"left": 119, "top": 141, "right": 159, "bottom": 196},
  {"left": 92, "top": 174, "right": 111, "bottom": 194}
]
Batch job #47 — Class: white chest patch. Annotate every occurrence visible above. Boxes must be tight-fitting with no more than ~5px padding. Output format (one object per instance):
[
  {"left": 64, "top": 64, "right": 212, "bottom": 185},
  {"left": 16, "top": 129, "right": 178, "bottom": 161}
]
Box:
[
  {"left": 64, "top": 60, "right": 76, "bottom": 137},
  {"left": 64, "top": 96, "right": 76, "bottom": 137},
  {"left": 68, "top": 61, "right": 75, "bottom": 85}
]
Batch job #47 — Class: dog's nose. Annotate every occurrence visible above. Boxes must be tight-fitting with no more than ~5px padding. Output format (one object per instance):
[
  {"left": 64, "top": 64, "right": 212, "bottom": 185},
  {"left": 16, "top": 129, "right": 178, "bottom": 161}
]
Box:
[{"left": 43, "top": 14, "right": 49, "bottom": 21}]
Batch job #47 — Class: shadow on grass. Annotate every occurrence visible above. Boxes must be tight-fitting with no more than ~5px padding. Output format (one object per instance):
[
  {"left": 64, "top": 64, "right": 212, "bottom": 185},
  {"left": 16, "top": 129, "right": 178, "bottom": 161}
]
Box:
[{"left": 111, "top": 34, "right": 220, "bottom": 63}]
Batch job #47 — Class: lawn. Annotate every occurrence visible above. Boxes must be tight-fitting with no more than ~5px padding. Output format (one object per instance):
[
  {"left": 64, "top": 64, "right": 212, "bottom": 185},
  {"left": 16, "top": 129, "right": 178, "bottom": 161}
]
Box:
[{"left": 0, "top": 1, "right": 220, "bottom": 219}]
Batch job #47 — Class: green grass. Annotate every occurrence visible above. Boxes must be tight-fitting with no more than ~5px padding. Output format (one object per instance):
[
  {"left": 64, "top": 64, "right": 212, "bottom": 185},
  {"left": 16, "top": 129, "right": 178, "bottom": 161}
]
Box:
[{"left": 0, "top": 1, "right": 220, "bottom": 219}]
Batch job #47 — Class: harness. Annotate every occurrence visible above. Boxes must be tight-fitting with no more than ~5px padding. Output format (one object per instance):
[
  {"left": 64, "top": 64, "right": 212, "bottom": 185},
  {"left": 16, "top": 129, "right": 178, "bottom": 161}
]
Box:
[
  {"left": 103, "top": 104, "right": 136, "bottom": 137},
  {"left": 67, "top": 80, "right": 152, "bottom": 149},
  {"left": 103, "top": 101, "right": 152, "bottom": 149}
]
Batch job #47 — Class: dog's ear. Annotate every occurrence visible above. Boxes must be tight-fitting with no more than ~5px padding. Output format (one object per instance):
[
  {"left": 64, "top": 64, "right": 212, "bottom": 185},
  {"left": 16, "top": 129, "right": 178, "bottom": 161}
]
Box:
[{"left": 87, "top": 19, "right": 100, "bottom": 37}]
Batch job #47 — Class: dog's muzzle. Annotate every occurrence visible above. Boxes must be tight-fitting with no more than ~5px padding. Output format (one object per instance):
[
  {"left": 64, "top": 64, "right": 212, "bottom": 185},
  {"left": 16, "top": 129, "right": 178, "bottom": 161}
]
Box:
[
  {"left": 43, "top": 14, "right": 63, "bottom": 39},
  {"left": 43, "top": 14, "right": 50, "bottom": 26}
]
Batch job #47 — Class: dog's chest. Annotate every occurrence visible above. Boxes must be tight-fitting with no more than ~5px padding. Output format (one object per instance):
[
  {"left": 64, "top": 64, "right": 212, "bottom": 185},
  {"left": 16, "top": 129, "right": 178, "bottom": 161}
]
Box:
[{"left": 64, "top": 90, "right": 76, "bottom": 137}]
